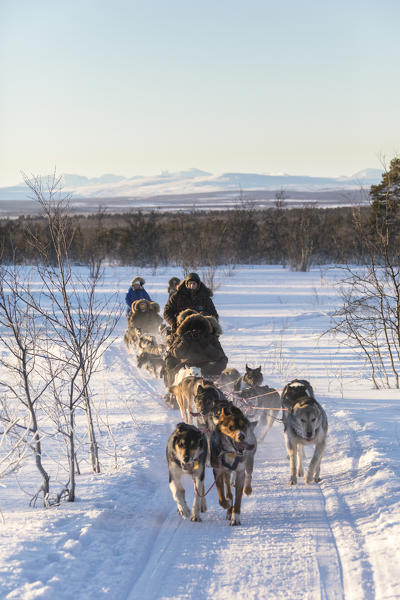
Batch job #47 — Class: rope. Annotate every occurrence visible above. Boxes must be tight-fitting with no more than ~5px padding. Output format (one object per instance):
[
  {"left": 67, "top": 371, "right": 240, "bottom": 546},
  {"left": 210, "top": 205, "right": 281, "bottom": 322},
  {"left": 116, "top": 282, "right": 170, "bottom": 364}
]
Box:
[
  {"left": 216, "top": 375, "right": 243, "bottom": 390},
  {"left": 231, "top": 387, "right": 284, "bottom": 403},
  {"left": 193, "top": 479, "right": 216, "bottom": 497}
]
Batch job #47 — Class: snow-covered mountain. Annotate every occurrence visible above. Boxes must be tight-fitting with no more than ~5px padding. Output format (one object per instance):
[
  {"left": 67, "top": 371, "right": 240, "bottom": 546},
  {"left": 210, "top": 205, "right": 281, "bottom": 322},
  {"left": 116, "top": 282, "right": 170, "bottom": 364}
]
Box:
[{"left": 0, "top": 168, "right": 382, "bottom": 202}]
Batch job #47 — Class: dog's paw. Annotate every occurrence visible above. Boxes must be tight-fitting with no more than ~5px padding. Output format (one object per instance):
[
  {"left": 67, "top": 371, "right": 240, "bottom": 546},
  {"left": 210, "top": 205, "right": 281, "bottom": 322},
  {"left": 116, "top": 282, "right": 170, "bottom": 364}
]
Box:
[
  {"left": 289, "top": 477, "right": 297, "bottom": 486},
  {"left": 230, "top": 513, "right": 241, "bottom": 526},
  {"left": 226, "top": 506, "right": 233, "bottom": 520},
  {"left": 178, "top": 505, "right": 191, "bottom": 519},
  {"left": 244, "top": 484, "right": 252, "bottom": 496},
  {"left": 219, "top": 499, "right": 231, "bottom": 510},
  {"left": 190, "top": 514, "right": 202, "bottom": 522}
]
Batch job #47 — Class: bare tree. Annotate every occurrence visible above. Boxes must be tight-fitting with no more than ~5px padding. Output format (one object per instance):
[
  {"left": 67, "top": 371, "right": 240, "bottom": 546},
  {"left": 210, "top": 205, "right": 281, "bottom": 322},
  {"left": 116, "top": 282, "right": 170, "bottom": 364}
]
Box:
[
  {"left": 329, "top": 161, "right": 400, "bottom": 388},
  {"left": 22, "top": 172, "right": 120, "bottom": 475},
  {"left": 274, "top": 188, "right": 288, "bottom": 209},
  {"left": 0, "top": 266, "right": 54, "bottom": 505},
  {"left": 285, "top": 204, "right": 318, "bottom": 271}
]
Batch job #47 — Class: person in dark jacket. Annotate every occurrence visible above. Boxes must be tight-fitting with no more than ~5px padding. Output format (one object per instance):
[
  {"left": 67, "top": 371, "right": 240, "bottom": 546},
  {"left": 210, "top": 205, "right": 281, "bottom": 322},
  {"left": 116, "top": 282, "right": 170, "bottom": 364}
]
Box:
[
  {"left": 164, "top": 272, "right": 218, "bottom": 331},
  {"left": 125, "top": 276, "right": 151, "bottom": 314},
  {"left": 163, "top": 311, "right": 227, "bottom": 387},
  {"left": 167, "top": 277, "right": 180, "bottom": 297}
]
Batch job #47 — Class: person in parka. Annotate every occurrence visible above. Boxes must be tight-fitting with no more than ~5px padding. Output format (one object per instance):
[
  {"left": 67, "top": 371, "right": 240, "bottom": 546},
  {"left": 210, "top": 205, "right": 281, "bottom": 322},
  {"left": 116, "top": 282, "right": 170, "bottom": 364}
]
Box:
[
  {"left": 167, "top": 277, "right": 180, "bottom": 297},
  {"left": 163, "top": 272, "right": 218, "bottom": 331},
  {"left": 163, "top": 310, "right": 227, "bottom": 387},
  {"left": 128, "top": 299, "right": 163, "bottom": 336},
  {"left": 125, "top": 276, "right": 151, "bottom": 314}
]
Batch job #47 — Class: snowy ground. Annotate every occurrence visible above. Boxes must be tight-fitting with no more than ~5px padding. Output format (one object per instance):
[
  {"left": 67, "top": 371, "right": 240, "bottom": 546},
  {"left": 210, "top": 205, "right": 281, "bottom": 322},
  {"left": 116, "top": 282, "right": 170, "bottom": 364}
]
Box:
[{"left": 1, "top": 265, "right": 399, "bottom": 600}]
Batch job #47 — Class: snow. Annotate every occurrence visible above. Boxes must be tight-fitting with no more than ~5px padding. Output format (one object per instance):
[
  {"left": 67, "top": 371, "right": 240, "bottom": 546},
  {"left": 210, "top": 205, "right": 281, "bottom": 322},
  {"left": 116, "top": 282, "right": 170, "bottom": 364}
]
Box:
[{"left": 1, "top": 265, "right": 400, "bottom": 600}]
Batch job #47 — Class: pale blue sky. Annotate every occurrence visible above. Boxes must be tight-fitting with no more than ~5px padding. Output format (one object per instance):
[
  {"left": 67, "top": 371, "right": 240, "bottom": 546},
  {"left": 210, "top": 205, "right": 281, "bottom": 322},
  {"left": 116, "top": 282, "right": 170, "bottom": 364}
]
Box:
[{"left": 1, "top": 0, "right": 399, "bottom": 186}]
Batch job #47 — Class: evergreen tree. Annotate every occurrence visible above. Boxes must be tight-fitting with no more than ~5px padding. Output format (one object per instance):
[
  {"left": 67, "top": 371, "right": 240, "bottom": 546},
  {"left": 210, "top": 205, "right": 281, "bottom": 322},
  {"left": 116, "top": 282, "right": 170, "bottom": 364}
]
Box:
[{"left": 369, "top": 157, "right": 400, "bottom": 234}]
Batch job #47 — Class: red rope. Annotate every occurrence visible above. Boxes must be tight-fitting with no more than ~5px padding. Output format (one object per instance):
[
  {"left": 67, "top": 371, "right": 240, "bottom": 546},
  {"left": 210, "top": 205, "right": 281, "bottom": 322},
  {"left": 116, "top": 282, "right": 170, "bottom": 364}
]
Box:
[{"left": 193, "top": 479, "right": 216, "bottom": 497}]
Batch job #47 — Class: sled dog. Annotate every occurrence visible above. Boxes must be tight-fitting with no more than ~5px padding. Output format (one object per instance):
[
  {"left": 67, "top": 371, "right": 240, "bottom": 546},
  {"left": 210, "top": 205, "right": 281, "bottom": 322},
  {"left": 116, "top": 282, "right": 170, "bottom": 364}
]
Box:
[
  {"left": 137, "top": 334, "right": 165, "bottom": 356},
  {"left": 240, "top": 365, "right": 263, "bottom": 390},
  {"left": 136, "top": 352, "right": 164, "bottom": 378},
  {"left": 173, "top": 365, "right": 202, "bottom": 387},
  {"left": 210, "top": 404, "right": 257, "bottom": 525},
  {"left": 281, "top": 379, "right": 315, "bottom": 415},
  {"left": 282, "top": 383, "right": 328, "bottom": 485},
  {"left": 166, "top": 423, "right": 207, "bottom": 521},
  {"left": 169, "top": 375, "right": 214, "bottom": 424},
  {"left": 238, "top": 384, "right": 280, "bottom": 442},
  {"left": 217, "top": 368, "right": 242, "bottom": 393},
  {"left": 123, "top": 327, "right": 142, "bottom": 353}
]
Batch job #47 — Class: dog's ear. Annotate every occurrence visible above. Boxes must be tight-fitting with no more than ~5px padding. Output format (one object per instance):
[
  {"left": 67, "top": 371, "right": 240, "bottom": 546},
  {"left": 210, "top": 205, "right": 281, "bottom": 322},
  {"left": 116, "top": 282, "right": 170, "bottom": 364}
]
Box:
[
  {"left": 256, "top": 366, "right": 261, "bottom": 372},
  {"left": 197, "top": 385, "right": 204, "bottom": 394},
  {"left": 220, "top": 403, "right": 232, "bottom": 416},
  {"left": 245, "top": 364, "right": 250, "bottom": 371},
  {"left": 176, "top": 422, "right": 187, "bottom": 433}
]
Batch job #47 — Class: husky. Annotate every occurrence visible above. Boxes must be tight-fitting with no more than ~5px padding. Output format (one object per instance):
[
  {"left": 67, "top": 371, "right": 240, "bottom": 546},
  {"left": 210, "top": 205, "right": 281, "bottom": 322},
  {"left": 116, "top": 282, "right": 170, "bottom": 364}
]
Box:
[
  {"left": 238, "top": 384, "right": 280, "bottom": 442},
  {"left": 173, "top": 365, "right": 202, "bottom": 387},
  {"left": 210, "top": 404, "right": 257, "bottom": 526},
  {"left": 282, "top": 383, "right": 328, "bottom": 486},
  {"left": 137, "top": 334, "right": 165, "bottom": 356},
  {"left": 166, "top": 423, "right": 208, "bottom": 521},
  {"left": 239, "top": 365, "right": 263, "bottom": 390},
  {"left": 193, "top": 381, "right": 223, "bottom": 422},
  {"left": 169, "top": 375, "right": 215, "bottom": 424},
  {"left": 123, "top": 327, "right": 142, "bottom": 353},
  {"left": 136, "top": 352, "right": 165, "bottom": 378},
  {"left": 217, "top": 368, "right": 242, "bottom": 393},
  {"left": 189, "top": 384, "right": 231, "bottom": 438},
  {"left": 281, "top": 379, "right": 314, "bottom": 411}
]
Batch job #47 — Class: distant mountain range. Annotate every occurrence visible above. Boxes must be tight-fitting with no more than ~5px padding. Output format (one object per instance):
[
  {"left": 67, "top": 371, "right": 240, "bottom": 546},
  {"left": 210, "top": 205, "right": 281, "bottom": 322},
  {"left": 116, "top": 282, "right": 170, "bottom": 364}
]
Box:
[{"left": 0, "top": 168, "right": 383, "bottom": 202}]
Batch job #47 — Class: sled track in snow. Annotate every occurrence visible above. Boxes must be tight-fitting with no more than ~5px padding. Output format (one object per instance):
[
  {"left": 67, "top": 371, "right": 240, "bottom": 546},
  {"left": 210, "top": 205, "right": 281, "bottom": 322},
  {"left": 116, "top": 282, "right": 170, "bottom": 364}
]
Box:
[{"left": 104, "top": 341, "right": 347, "bottom": 600}]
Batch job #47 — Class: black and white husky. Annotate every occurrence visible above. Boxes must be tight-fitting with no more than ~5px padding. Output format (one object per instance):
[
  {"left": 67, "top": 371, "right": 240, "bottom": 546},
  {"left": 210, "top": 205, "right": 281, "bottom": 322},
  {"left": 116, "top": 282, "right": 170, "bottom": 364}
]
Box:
[{"left": 166, "top": 423, "right": 208, "bottom": 521}]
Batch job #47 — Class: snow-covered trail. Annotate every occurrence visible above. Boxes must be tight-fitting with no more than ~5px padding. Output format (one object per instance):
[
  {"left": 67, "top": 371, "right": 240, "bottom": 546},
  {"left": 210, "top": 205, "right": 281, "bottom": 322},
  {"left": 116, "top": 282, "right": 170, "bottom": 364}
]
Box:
[
  {"left": 2, "top": 266, "right": 400, "bottom": 600},
  {"left": 106, "top": 340, "right": 346, "bottom": 600}
]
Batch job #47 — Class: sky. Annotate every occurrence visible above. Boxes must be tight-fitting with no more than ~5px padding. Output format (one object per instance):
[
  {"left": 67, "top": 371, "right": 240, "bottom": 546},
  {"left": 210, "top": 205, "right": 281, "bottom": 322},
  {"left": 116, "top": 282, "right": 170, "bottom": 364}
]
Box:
[{"left": 1, "top": 0, "right": 399, "bottom": 187}]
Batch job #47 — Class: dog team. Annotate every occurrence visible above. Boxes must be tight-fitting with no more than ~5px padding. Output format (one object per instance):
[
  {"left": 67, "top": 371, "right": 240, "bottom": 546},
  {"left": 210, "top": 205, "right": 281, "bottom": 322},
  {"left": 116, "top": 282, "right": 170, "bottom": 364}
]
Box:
[{"left": 124, "top": 273, "right": 328, "bottom": 526}]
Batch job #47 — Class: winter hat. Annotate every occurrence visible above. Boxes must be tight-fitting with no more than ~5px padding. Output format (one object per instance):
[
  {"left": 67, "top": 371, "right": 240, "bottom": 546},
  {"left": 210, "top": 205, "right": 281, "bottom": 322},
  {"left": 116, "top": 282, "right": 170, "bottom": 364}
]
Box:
[
  {"left": 185, "top": 272, "right": 200, "bottom": 285},
  {"left": 131, "top": 276, "right": 145, "bottom": 287},
  {"left": 168, "top": 277, "right": 180, "bottom": 287}
]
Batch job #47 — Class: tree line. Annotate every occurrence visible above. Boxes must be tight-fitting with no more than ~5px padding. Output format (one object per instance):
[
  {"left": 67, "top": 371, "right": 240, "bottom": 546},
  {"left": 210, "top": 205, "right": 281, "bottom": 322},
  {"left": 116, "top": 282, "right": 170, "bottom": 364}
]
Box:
[{"left": 0, "top": 203, "right": 371, "bottom": 272}]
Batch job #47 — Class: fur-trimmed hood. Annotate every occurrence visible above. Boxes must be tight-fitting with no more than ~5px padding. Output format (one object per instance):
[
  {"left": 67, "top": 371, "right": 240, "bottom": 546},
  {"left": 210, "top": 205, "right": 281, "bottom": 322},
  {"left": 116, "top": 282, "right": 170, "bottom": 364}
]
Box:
[
  {"left": 175, "top": 278, "right": 213, "bottom": 298},
  {"left": 131, "top": 299, "right": 160, "bottom": 314},
  {"left": 205, "top": 315, "right": 222, "bottom": 336},
  {"left": 131, "top": 276, "right": 145, "bottom": 287},
  {"left": 176, "top": 308, "right": 198, "bottom": 327},
  {"left": 176, "top": 313, "right": 212, "bottom": 337},
  {"left": 168, "top": 277, "right": 180, "bottom": 287},
  {"left": 175, "top": 310, "right": 222, "bottom": 336}
]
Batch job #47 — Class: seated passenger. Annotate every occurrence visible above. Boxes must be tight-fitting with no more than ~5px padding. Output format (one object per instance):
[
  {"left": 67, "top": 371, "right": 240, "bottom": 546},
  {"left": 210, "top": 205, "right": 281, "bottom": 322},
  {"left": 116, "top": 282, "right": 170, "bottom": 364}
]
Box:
[
  {"left": 128, "top": 299, "right": 163, "bottom": 336},
  {"left": 163, "top": 310, "right": 227, "bottom": 387},
  {"left": 125, "top": 276, "right": 151, "bottom": 315},
  {"left": 167, "top": 276, "right": 181, "bottom": 297},
  {"left": 164, "top": 272, "right": 218, "bottom": 332}
]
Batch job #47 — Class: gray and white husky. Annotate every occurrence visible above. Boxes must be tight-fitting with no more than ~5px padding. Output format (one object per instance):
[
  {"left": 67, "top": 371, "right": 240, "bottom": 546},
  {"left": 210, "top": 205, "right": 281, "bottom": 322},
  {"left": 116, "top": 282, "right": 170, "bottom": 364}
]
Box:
[{"left": 282, "top": 381, "right": 328, "bottom": 485}]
